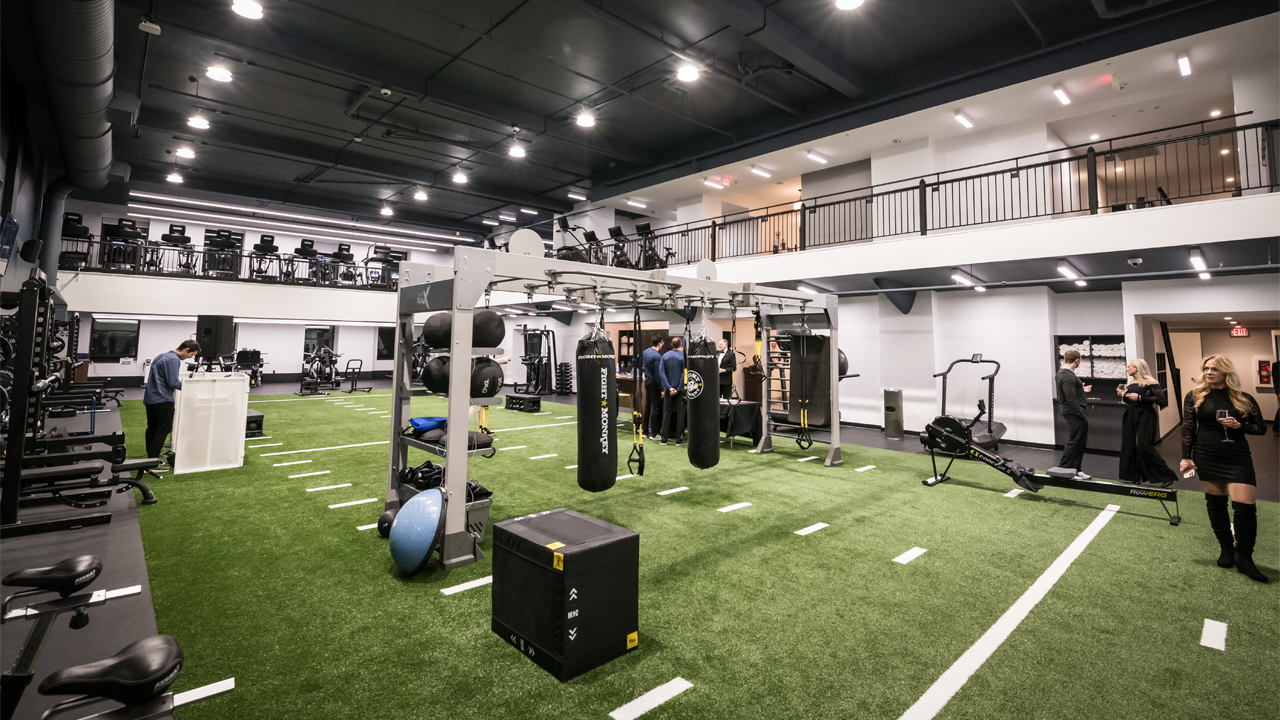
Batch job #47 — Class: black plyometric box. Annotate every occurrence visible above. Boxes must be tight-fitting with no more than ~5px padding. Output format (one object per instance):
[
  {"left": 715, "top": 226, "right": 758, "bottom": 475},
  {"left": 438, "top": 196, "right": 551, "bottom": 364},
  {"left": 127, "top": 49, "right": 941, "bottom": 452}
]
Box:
[
  {"left": 505, "top": 393, "right": 541, "bottom": 413},
  {"left": 492, "top": 508, "right": 639, "bottom": 682},
  {"left": 245, "top": 409, "right": 264, "bottom": 437}
]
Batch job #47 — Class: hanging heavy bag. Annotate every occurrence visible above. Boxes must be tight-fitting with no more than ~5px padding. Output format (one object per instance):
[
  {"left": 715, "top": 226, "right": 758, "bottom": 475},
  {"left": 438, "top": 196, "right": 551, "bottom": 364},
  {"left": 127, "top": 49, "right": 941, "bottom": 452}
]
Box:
[
  {"left": 686, "top": 336, "right": 720, "bottom": 469},
  {"left": 575, "top": 330, "right": 617, "bottom": 492}
]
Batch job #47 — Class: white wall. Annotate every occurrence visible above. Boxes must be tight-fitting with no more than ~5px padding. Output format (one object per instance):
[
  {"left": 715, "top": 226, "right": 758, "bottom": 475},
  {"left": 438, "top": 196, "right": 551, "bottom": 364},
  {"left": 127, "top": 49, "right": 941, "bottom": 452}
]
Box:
[
  {"left": 78, "top": 318, "right": 197, "bottom": 380},
  {"left": 235, "top": 322, "right": 306, "bottom": 377},
  {"left": 1121, "top": 274, "right": 1280, "bottom": 359},
  {"left": 836, "top": 296, "right": 881, "bottom": 426},
  {"left": 1052, "top": 291, "right": 1124, "bottom": 335},
  {"left": 878, "top": 292, "right": 939, "bottom": 434}
]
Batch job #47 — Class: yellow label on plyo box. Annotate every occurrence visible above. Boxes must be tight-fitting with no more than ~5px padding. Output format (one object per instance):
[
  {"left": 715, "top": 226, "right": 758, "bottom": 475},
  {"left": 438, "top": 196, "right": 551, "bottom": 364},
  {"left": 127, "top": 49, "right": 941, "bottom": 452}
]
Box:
[
  {"left": 545, "top": 542, "right": 565, "bottom": 550},
  {"left": 626, "top": 632, "right": 638, "bottom": 649},
  {"left": 553, "top": 552, "right": 564, "bottom": 571}
]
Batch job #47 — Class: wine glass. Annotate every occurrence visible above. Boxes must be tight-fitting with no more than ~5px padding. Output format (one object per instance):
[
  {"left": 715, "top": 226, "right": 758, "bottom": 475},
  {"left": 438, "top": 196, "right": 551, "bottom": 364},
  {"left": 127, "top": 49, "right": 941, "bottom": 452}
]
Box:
[{"left": 1217, "top": 409, "right": 1235, "bottom": 443}]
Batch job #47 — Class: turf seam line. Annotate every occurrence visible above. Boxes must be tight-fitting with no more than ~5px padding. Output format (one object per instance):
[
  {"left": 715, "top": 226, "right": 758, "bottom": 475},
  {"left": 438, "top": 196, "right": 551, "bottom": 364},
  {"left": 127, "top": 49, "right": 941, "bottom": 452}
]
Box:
[
  {"left": 291, "top": 471, "right": 332, "bottom": 479},
  {"left": 718, "top": 502, "right": 751, "bottom": 513},
  {"left": 329, "top": 498, "right": 378, "bottom": 509},
  {"left": 356, "top": 523, "right": 378, "bottom": 531},
  {"left": 1200, "top": 619, "right": 1227, "bottom": 651},
  {"left": 498, "top": 446, "right": 528, "bottom": 451},
  {"left": 658, "top": 487, "right": 688, "bottom": 495},
  {"left": 490, "top": 421, "right": 577, "bottom": 433},
  {"left": 260, "top": 441, "right": 389, "bottom": 457},
  {"left": 273, "top": 460, "right": 312, "bottom": 466},
  {"left": 247, "top": 443, "right": 282, "bottom": 448},
  {"left": 855, "top": 465, "right": 876, "bottom": 472},
  {"left": 529, "top": 454, "right": 558, "bottom": 460},
  {"left": 1004, "top": 488, "right": 1024, "bottom": 498},
  {"left": 898, "top": 504, "right": 1121, "bottom": 720},
  {"left": 795, "top": 523, "right": 829, "bottom": 535},
  {"left": 305, "top": 483, "right": 351, "bottom": 492},
  {"left": 610, "top": 677, "right": 693, "bottom": 720},
  {"left": 441, "top": 576, "right": 493, "bottom": 595},
  {"left": 894, "top": 547, "right": 927, "bottom": 564}
]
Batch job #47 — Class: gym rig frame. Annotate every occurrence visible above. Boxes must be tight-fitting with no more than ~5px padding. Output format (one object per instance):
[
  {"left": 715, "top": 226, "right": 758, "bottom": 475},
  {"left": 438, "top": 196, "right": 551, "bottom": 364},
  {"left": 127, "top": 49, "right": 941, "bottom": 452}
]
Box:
[{"left": 387, "top": 245, "right": 842, "bottom": 571}]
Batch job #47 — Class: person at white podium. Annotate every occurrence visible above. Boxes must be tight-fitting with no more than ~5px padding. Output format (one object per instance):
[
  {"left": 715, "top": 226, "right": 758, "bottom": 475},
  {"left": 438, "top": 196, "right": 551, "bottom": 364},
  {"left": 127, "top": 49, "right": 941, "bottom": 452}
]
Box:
[{"left": 144, "top": 339, "right": 201, "bottom": 470}]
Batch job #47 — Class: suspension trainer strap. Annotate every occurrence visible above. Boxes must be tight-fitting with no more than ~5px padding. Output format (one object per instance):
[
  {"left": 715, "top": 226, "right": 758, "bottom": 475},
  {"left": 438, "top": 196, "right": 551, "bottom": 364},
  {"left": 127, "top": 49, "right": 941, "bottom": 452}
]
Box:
[
  {"left": 627, "top": 301, "right": 645, "bottom": 476},
  {"left": 796, "top": 307, "right": 813, "bottom": 451}
]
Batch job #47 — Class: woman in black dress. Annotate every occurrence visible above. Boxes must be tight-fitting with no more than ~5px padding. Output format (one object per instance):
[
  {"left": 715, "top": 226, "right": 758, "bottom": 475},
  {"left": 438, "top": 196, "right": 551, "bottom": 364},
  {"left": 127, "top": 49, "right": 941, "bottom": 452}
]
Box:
[
  {"left": 1180, "top": 354, "right": 1269, "bottom": 583},
  {"left": 1116, "top": 359, "right": 1177, "bottom": 487}
]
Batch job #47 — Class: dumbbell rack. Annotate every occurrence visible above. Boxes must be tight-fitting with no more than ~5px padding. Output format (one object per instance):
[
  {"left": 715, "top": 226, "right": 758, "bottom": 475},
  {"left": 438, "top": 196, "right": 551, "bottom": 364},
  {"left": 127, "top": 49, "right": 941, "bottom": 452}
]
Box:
[{"left": 554, "top": 362, "right": 573, "bottom": 395}]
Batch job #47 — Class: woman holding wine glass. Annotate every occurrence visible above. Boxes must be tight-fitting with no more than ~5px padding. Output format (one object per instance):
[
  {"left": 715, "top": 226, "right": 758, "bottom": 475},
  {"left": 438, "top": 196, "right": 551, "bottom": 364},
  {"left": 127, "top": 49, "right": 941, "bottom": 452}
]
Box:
[
  {"left": 1117, "top": 359, "right": 1178, "bottom": 487},
  {"left": 1180, "top": 355, "right": 1269, "bottom": 582}
]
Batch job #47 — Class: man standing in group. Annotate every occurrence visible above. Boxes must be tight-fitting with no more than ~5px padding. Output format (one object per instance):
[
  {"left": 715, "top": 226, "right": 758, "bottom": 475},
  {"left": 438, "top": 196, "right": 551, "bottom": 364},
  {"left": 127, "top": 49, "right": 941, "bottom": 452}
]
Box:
[
  {"left": 659, "top": 337, "right": 686, "bottom": 446},
  {"left": 1056, "top": 349, "right": 1092, "bottom": 480},
  {"left": 145, "top": 339, "right": 201, "bottom": 470},
  {"left": 641, "top": 336, "right": 665, "bottom": 439},
  {"left": 717, "top": 338, "right": 736, "bottom": 400}
]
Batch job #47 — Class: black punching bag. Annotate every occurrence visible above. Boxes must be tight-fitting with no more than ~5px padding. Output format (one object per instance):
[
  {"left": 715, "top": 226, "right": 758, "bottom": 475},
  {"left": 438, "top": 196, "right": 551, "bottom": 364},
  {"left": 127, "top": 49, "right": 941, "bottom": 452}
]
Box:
[
  {"left": 686, "top": 336, "right": 720, "bottom": 469},
  {"left": 576, "top": 332, "right": 617, "bottom": 492}
]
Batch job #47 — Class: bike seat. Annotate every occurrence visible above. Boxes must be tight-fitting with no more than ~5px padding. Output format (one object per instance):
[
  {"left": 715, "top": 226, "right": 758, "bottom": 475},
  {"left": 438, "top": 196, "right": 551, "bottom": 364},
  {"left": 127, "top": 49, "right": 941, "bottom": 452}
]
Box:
[
  {"left": 39, "top": 635, "right": 184, "bottom": 706},
  {"left": 2, "top": 555, "right": 101, "bottom": 597}
]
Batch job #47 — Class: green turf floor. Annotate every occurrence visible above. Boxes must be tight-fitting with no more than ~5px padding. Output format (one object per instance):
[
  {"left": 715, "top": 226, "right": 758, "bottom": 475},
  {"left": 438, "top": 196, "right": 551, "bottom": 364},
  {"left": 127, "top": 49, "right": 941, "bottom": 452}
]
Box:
[{"left": 120, "top": 393, "right": 1279, "bottom": 719}]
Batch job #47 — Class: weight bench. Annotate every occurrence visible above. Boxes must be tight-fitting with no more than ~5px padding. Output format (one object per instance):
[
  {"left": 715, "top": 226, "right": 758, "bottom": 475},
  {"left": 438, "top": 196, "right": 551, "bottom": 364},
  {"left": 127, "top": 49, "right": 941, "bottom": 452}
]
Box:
[{"left": 1, "top": 459, "right": 161, "bottom": 538}]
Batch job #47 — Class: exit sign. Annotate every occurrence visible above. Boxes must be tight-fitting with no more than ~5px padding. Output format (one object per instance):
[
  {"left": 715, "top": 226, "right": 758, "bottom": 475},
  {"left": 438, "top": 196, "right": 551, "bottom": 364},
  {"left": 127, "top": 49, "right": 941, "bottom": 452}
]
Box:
[{"left": 1230, "top": 327, "right": 1250, "bottom": 337}]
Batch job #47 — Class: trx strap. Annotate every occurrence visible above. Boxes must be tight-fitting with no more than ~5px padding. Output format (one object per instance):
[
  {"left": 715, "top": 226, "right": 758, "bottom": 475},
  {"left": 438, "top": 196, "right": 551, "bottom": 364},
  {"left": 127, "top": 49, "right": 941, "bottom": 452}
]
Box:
[
  {"left": 627, "top": 301, "right": 645, "bottom": 476},
  {"left": 795, "top": 306, "right": 813, "bottom": 451},
  {"left": 479, "top": 405, "right": 489, "bottom": 435},
  {"left": 727, "top": 301, "right": 742, "bottom": 406}
]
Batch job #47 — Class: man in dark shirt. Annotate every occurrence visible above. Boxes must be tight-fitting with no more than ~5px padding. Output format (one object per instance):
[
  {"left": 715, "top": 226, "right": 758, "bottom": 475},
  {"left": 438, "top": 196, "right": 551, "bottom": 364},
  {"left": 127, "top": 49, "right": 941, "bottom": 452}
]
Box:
[
  {"left": 1055, "top": 349, "right": 1092, "bottom": 479},
  {"left": 145, "top": 339, "right": 200, "bottom": 469},
  {"left": 659, "top": 337, "right": 686, "bottom": 446},
  {"left": 717, "top": 339, "right": 736, "bottom": 400},
  {"left": 640, "top": 337, "right": 665, "bottom": 439}
]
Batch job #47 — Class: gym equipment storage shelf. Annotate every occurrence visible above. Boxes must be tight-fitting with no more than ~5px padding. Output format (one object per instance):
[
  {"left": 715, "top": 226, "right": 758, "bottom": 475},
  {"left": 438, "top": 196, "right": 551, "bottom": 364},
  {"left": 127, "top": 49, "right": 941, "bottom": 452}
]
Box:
[
  {"left": 1052, "top": 334, "right": 1128, "bottom": 454},
  {"left": 403, "top": 436, "right": 497, "bottom": 459}
]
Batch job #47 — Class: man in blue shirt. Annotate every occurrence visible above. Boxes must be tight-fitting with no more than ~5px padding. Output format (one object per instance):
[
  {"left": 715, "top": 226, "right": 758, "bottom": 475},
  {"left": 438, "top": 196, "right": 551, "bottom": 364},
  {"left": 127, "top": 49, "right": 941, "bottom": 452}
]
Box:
[
  {"left": 640, "top": 337, "right": 665, "bottom": 439},
  {"left": 145, "top": 339, "right": 201, "bottom": 467},
  {"left": 659, "top": 337, "right": 686, "bottom": 446}
]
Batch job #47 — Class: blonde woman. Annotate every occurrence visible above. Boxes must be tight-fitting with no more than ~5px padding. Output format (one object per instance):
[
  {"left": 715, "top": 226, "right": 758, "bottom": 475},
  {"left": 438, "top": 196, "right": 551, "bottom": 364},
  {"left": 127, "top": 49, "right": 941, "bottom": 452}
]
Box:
[
  {"left": 1181, "top": 355, "right": 1269, "bottom": 583},
  {"left": 1116, "top": 359, "right": 1177, "bottom": 488}
]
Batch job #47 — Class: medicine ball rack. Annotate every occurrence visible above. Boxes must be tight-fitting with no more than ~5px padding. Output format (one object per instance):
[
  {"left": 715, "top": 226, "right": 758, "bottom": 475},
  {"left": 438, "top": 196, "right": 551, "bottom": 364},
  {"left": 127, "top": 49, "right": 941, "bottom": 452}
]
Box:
[{"left": 388, "top": 245, "right": 841, "bottom": 571}]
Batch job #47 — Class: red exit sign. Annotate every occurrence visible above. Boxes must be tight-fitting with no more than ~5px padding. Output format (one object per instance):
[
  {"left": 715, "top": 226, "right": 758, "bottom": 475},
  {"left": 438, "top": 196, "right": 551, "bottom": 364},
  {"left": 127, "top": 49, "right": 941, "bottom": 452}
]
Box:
[{"left": 1230, "top": 326, "right": 1250, "bottom": 337}]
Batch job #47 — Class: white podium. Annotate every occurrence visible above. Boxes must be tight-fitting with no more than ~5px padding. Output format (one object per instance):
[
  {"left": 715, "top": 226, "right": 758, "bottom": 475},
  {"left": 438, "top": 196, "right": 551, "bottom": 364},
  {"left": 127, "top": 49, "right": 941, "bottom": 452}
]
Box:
[{"left": 173, "top": 372, "right": 250, "bottom": 475}]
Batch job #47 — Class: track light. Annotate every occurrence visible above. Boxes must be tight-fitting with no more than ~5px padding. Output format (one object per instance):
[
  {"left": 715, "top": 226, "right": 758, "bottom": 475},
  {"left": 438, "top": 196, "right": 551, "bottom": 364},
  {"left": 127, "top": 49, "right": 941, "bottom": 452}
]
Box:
[
  {"left": 567, "top": 191, "right": 587, "bottom": 201},
  {"left": 677, "top": 64, "right": 699, "bottom": 82},
  {"left": 576, "top": 107, "right": 595, "bottom": 127},
  {"left": 175, "top": 148, "right": 196, "bottom": 159},
  {"left": 380, "top": 205, "right": 393, "bottom": 216},
  {"left": 1053, "top": 84, "right": 1070, "bottom": 105},
  {"left": 1177, "top": 51, "right": 1191, "bottom": 76},
  {"left": 413, "top": 188, "right": 427, "bottom": 201},
  {"left": 508, "top": 144, "right": 526, "bottom": 158},
  {"left": 704, "top": 178, "right": 724, "bottom": 189},
  {"left": 482, "top": 219, "right": 499, "bottom": 226},
  {"left": 750, "top": 166, "right": 772, "bottom": 178},
  {"left": 806, "top": 150, "right": 828, "bottom": 164},
  {"left": 187, "top": 115, "right": 210, "bottom": 129},
  {"left": 232, "top": 1, "right": 263, "bottom": 19},
  {"left": 954, "top": 111, "right": 973, "bottom": 129},
  {"left": 1189, "top": 248, "right": 1206, "bottom": 271},
  {"left": 206, "top": 66, "right": 233, "bottom": 82},
  {"left": 626, "top": 199, "right": 647, "bottom": 209},
  {"left": 452, "top": 171, "right": 467, "bottom": 184},
  {"left": 1056, "top": 260, "right": 1081, "bottom": 280},
  {"left": 520, "top": 208, "right": 537, "bottom": 215},
  {"left": 166, "top": 173, "right": 183, "bottom": 183},
  {"left": 836, "top": 0, "right": 864, "bottom": 8}
]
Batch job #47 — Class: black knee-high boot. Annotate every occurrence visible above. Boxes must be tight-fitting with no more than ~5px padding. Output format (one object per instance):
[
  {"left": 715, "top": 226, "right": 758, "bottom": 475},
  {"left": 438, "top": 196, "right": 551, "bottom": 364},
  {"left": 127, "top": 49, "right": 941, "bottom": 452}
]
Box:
[
  {"left": 1205, "top": 494, "right": 1235, "bottom": 568},
  {"left": 1232, "top": 501, "right": 1268, "bottom": 583}
]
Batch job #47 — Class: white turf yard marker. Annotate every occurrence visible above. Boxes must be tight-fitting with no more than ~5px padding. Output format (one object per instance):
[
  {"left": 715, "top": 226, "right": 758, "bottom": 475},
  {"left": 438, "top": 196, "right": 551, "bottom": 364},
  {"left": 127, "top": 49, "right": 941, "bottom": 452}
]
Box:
[
  {"left": 529, "top": 454, "right": 558, "bottom": 460},
  {"left": 609, "top": 677, "right": 693, "bottom": 720},
  {"left": 329, "top": 498, "right": 378, "bottom": 509},
  {"left": 356, "top": 523, "right": 378, "bottom": 531},
  {"left": 291, "top": 471, "right": 332, "bottom": 479},
  {"left": 1200, "top": 619, "right": 1228, "bottom": 651},
  {"left": 1004, "top": 488, "right": 1025, "bottom": 498},
  {"left": 797, "top": 456, "right": 820, "bottom": 462},
  {"left": 249, "top": 394, "right": 392, "bottom": 404},
  {"left": 491, "top": 421, "right": 577, "bottom": 433},
  {"left": 305, "top": 483, "right": 351, "bottom": 492},
  {"left": 273, "top": 460, "right": 312, "bottom": 467},
  {"left": 261, "top": 441, "right": 388, "bottom": 457},
  {"left": 894, "top": 547, "right": 928, "bottom": 565},
  {"left": 718, "top": 502, "right": 752, "bottom": 513},
  {"left": 899, "top": 504, "right": 1121, "bottom": 720},
  {"left": 795, "top": 523, "right": 829, "bottom": 536},
  {"left": 658, "top": 487, "right": 688, "bottom": 496},
  {"left": 247, "top": 443, "right": 282, "bottom": 448},
  {"left": 367, "top": 411, "right": 384, "bottom": 414},
  {"left": 618, "top": 474, "right": 636, "bottom": 480},
  {"left": 498, "top": 446, "right": 528, "bottom": 452},
  {"left": 855, "top": 465, "right": 876, "bottom": 472},
  {"left": 565, "top": 465, "right": 578, "bottom": 469},
  {"left": 555, "top": 415, "right": 573, "bottom": 419},
  {"left": 533, "top": 411, "right": 551, "bottom": 415},
  {"left": 440, "top": 576, "right": 493, "bottom": 596},
  {"left": 243, "top": 436, "right": 272, "bottom": 441}
]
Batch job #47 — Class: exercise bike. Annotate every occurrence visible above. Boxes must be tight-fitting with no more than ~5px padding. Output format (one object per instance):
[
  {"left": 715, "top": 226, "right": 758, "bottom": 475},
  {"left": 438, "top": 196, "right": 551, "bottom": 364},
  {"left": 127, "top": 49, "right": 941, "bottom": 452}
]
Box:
[
  {"left": 1, "top": 556, "right": 234, "bottom": 720},
  {"left": 634, "top": 223, "right": 676, "bottom": 270},
  {"left": 930, "top": 354, "right": 1007, "bottom": 454},
  {"left": 297, "top": 347, "right": 342, "bottom": 396}
]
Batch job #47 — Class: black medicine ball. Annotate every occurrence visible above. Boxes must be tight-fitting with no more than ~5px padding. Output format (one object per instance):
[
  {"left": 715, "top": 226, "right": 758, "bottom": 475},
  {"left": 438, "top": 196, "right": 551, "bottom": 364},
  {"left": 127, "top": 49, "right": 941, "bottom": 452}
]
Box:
[
  {"left": 423, "top": 356, "right": 450, "bottom": 393},
  {"left": 421, "top": 313, "right": 451, "bottom": 349},
  {"left": 471, "top": 357, "right": 504, "bottom": 397},
  {"left": 472, "top": 310, "right": 505, "bottom": 348}
]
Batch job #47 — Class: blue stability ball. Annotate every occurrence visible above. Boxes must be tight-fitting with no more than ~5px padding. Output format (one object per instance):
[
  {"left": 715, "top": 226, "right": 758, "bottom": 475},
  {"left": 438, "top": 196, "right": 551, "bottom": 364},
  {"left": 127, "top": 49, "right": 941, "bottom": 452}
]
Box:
[{"left": 389, "top": 489, "right": 446, "bottom": 574}]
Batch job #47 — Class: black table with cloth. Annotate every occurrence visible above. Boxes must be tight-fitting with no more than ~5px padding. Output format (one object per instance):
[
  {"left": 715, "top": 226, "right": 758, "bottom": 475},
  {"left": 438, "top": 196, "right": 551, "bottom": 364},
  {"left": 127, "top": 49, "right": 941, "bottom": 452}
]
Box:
[{"left": 721, "top": 399, "right": 762, "bottom": 446}]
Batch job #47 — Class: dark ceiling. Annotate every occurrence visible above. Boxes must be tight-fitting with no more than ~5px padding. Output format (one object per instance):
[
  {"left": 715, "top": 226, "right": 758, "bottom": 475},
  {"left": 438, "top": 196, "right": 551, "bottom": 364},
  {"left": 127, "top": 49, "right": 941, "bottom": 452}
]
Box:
[{"left": 4, "top": 0, "right": 1275, "bottom": 243}]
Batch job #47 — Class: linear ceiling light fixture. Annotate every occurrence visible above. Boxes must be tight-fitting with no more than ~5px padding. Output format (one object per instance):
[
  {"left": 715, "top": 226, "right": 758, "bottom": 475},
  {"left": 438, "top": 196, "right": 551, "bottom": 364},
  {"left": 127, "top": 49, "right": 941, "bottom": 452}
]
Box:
[
  {"left": 520, "top": 208, "right": 537, "bottom": 215},
  {"left": 1052, "top": 84, "right": 1071, "bottom": 105},
  {"left": 1056, "top": 260, "right": 1081, "bottom": 280},
  {"left": 128, "top": 192, "right": 456, "bottom": 243},
  {"left": 954, "top": 111, "right": 974, "bottom": 129},
  {"left": 232, "top": 1, "right": 264, "bottom": 19},
  {"left": 951, "top": 268, "right": 985, "bottom": 291},
  {"left": 166, "top": 173, "right": 183, "bottom": 184},
  {"left": 126, "top": 203, "right": 458, "bottom": 245},
  {"left": 499, "top": 214, "right": 517, "bottom": 222},
  {"left": 750, "top": 166, "right": 772, "bottom": 178},
  {"left": 482, "top": 219, "right": 499, "bottom": 226},
  {"left": 806, "top": 150, "right": 828, "bottom": 164},
  {"left": 704, "top": 178, "right": 724, "bottom": 189},
  {"left": 567, "top": 191, "right": 587, "bottom": 201},
  {"left": 626, "top": 199, "right": 647, "bottom": 209},
  {"left": 187, "top": 115, "right": 210, "bottom": 129},
  {"left": 836, "top": 0, "right": 865, "bottom": 8},
  {"left": 126, "top": 212, "right": 435, "bottom": 254},
  {"left": 1177, "top": 51, "right": 1191, "bottom": 76},
  {"left": 206, "top": 66, "right": 233, "bottom": 82},
  {"left": 1188, "top": 247, "right": 1206, "bottom": 271},
  {"left": 175, "top": 147, "right": 195, "bottom": 159}
]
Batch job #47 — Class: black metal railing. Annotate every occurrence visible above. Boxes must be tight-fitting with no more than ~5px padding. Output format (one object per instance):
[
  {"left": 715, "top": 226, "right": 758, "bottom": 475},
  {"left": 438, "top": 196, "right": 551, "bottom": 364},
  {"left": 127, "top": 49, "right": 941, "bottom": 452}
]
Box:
[
  {"left": 598, "top": 117, "right": 1276, "bottom": 267},
  {"left": 56, "top": 238, "right": 400, "bottom": 291}
]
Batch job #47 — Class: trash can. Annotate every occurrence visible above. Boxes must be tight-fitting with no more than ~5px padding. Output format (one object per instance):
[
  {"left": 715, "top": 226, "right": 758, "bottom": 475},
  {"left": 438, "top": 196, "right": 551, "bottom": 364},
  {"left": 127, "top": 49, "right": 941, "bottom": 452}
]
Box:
[{"left": 884, "top": 388, "right": 904, "bottom": 440}]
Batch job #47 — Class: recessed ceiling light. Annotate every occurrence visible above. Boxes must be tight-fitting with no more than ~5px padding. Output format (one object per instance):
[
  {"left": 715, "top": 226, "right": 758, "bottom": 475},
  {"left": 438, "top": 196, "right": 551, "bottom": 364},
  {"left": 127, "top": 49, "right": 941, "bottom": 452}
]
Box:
[
  {"left": 1074, "top": 280, "right": 1087, "bottom": 287},
  {"left": 175, "top": 147, "right": 196, "bottom": 159},
  {"left": 806, "top": 150, "right": 828, "bottom": 164},
  {"left": 567, "top": 191, "right": 587, "bottom": 201},
  {"left": 1224, "top": 317, "right": 1232, "bottom": 320},
  {"left": 508, "top": 144, "right": 525, "bottom": 158},
  {"left": 1210, "top": 109, "right": 1222, "bottom": 117},
  {"left": 576, "top": 108, "right": 595, "bottom": 127},
  {"left": 1090, "top": 134, "right": 1099, "bottom": 140},
  {"left": 750, "top": 166, "right": 772, "bottom": 178},
  {"left": 452, "top": 171, "right": 467, "bottom": 183},
  {"left": 836, "top": 0, "right": 864, "bottom": 8},
  {"left": 704, "top": 178, "right": 724, "bottom": 189},
  {"left": 974, "top": 286, "right": 986, "bottom": 292},
  {"left": 626, "top": 199, "right": 646, "bottom": 208},
  {"left": 414, "top": 188, "right": 427, "bottom": 201},
  {"left": 187, "top": 115, "right": 210, "bottom": 129},
  {"left": 677, "top": 64, "right": 699, "bottom": 82},
  {"left": 954, "top": 111, "right": 973, "bottom": 129},
  {"left": 520, "top": 208, "right": 537, "bottom": 215},
  {"left": 1116, "top": 167, "right": 1124, "bottom": 173},
  {"left": 166, "top": 173, "right": 183, "bottom": 183},
  {"left": 1198, "top": 272, "right": 1211, "bottom": 280},
  {"left": 1230, "top": 320, "right": 1238, "bottom": 324},
  {"left": 232, "top": 1, "right": 263, "bottom": 20},
  {"left": 1176, "top": 51, "right": 1191, "bottom": 76},
  {"left": 1053, "top": 84, "right": 1071, "bottom": 105},
  {"left": 1226, "top": 177, "right": 1234, "bottom": 182},
  {"left": 380, "top": 205, "right": 393, "bottom": 216},
  {"left": 792, "top": 201, "right": 802, "bottom": 210},
  {"left": 482, "top": 219, "right": 499, "bottom": 226},
  {"left": 1220, "top": 148, "right": 1230, "bottom": 155},
  {"left": 206, "top": 66, "right": 233, "bottom": 82}
]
